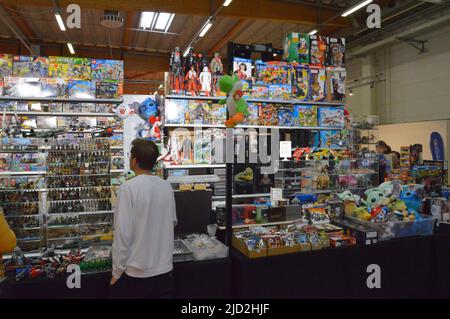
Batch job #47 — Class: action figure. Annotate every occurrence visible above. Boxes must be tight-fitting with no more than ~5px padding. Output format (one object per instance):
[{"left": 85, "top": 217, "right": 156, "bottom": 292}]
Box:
[
  {"left": 170, "top": 47, "right": 184, "bottom": 93},
  {"left": 210, "top": 52, "right": 223, "bottom": 95},
  {"left": 184, "top": 65, "right": 198, "bottom": 96},
  {"left": 199, "top": 66, "right": 212, "bottom": 96}
]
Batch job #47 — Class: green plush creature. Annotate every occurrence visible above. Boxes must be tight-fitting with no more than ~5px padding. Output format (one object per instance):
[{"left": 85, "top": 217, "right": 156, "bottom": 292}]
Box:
[
  {"left": 337, "top": 190, "right": 360, "bottom": 202},
  {"left": 387, "top": 196, "right": 407, "bottom": 213},
  {"left": 219, "top": 74, "right": 249, "bottom": 128},
  {"left": 353, "top": 206, "right": 371, "bottom": 221},
  {"left": 362, "top": 187, "right": 390, "bottom": 208}
]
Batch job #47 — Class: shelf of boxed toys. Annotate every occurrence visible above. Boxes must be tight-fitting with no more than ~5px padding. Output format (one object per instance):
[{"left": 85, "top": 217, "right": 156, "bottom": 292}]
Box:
[
  {"left": 0, "top": 171, "right": 46, "bottom": 175},
  {"left": 163, "top": 123, "right": 344, "bottom": 131},
  {"left": 218, "top": 218, "right": 304, "bottom": 231},
  {"left": 4, "top": 111, "right": 115, "bottom": 117},
  {"left": 0, "top": 96, "right": 124, "bottom": 104},
  {"left": 165, "top": 95, "right": 345, "bottom": 107}
]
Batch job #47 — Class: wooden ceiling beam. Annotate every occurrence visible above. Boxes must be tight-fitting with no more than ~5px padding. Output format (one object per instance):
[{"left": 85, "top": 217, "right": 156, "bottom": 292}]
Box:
[
  {"left": 2, "top": 0, "right": 351, "bottom": 27},
  {"left": 122, "top": 11, "right": 134, "bottom": 49},
  {"left": 2, "top": 4, "right": 36, "bottom": 40}
]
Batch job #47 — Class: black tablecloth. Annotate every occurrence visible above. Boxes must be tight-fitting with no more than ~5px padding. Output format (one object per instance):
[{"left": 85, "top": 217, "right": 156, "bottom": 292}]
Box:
[
  {"left": 1, "top": 258, "right": 231, "bottom": 299},
  {"left": 231, "top": 234, "right": 450, "bottom": 299}
]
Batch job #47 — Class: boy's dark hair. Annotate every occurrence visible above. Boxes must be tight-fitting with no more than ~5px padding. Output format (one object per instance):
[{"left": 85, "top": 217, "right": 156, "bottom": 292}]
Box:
[{"left": 130, "top": 139, "right": 159, "bottom": 170}]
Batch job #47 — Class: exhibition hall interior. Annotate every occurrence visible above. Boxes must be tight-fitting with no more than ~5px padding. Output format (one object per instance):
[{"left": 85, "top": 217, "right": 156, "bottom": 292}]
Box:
[{"left": 0, "top": 0, "right": 450, "bottom": 300}]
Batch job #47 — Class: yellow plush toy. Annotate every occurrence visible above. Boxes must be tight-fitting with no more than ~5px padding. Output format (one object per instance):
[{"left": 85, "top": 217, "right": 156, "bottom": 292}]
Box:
[{"left": 0, "top": 209, "right": 17, "bottom": 281}]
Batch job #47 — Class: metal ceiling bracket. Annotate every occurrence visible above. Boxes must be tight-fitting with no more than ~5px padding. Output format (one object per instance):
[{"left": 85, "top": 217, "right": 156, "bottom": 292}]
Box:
[{"left": 396, "top": 37, "right": 428, "bottom": 53}]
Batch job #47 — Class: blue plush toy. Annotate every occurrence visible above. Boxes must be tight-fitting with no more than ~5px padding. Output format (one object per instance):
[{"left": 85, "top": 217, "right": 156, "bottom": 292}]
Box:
[
  {"left": 135, "top": 97, "right": 159, "bottom": 122},
  {"left": 400, "top": 184, "right": 425, "bottom": 213}
]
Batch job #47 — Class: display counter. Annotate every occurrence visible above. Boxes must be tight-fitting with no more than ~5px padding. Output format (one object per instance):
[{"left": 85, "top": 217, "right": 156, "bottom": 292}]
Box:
[
  {"left": 0, "top": 257, "right": 231, "bottom": 299},
  {"left": 231, "top": 234, "right": 450, "bottom": 299}
]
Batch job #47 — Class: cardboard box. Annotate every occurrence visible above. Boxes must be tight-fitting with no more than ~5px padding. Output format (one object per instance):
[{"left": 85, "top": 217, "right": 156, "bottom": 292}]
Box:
[
  {"left": 232, "top": 235, "right": 267, "bottom": 258},
  {"left": 267, "top": 244, "right": 301, "bottom": 256},
  {"left": 268, "top": 207, "right": 286, "bottom": 222}
]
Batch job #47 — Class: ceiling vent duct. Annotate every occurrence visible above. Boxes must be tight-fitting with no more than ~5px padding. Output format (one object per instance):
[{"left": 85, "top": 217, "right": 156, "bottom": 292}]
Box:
[{"left": 100, "top": 10, "right": 124, "bottom": 28}]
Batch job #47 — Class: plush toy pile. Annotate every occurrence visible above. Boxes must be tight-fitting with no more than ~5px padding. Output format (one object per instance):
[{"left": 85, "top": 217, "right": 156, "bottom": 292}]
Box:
[{"left": 337, "top": 181, "right": 426, "bottom": 223}]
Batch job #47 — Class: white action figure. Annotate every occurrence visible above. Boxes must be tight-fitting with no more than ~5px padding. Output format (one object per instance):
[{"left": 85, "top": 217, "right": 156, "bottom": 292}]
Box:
[{"left": 199, "top": 66, "right": 212, "bottom": 96}]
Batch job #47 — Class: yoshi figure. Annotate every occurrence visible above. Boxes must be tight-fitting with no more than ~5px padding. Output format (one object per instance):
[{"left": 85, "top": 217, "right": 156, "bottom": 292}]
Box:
[{"left": 218, "top": 74, "right": 249, "bottom": 128}]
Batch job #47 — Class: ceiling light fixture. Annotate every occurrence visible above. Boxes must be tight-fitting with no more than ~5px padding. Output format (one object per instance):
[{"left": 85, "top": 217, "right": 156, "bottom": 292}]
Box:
[
  {"left": 183, "top": 47, "right": 191, "bottom": 57},
  {"left": 55, "top": 12, "right": 66, "bottom": 31},
  {"left": 349, "top": 89, "right": 353, "bottom": 96},
  {"left": 308, "top": 29, "right": 318, "bottom": 36},
  {"left": 154, "top": 12, "right": 175, "bottom": 31},
  {"left": 67, "top": 42, "right": 75, "bottom": 54},
  {"left": 199, "top": 20, "right": 213, "bottom": 37},
  {"left": 223, "top": 0, "right": 233, "bottom": 6},
  {"left": 139, "top": 12, "right": 175, "bottom": 32},
  {"left": 341, "top": 0, "right": 373, "bottom": 17}
]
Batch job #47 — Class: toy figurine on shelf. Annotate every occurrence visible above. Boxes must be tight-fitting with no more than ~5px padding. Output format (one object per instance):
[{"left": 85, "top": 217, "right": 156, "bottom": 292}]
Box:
[
  {"left": 210, "top": 52, "right": 224, "bottom": 95},
  {"left": 199, "top": 66, "right": 212, "bottom": 96},
  {"left": 184, "top": 65, "right": 198, "bottom": 96},
  {"left": 170, "top": 47, "right": 184, "bottom": 94},
  {"left": 219, "top": 74, "right": 249, "bottom": 128}
]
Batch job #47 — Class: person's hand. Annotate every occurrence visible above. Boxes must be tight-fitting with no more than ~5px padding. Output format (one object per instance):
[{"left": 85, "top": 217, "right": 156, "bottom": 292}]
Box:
[{"left": 110, "top": 277, "right": 119, "bottom": 286}]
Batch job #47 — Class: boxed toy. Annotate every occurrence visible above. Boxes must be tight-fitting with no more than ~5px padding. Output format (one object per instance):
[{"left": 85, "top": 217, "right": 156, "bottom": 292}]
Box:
[
  {"left": 82, "top": 103, "right": 96, "bottom": 113},
  {"left": 0, "top": 154, "right": 9, "bottom": 171},
  {"left": 251, "top": 85, "right": 269, "bottom": 99},
  {"left": 283, "top": 32, "right": 310, "bottom": 63},
  {"left": 327, "top": 37, "right": 345, "bottom": 67},
  {"left": 67, "top": 80, "right": 95, "bottom": 99},
  {"left": 293, "top": 105, "right": 318, "bottom": 127},
  {"left": 320, "top": 130, "right": 342, "bottom": 149},
  {"left": 278, "top": 106, "right": 293, "bottom": 126},
  {"left": 0, "top": 54, "right": 13, "bottom": 76},
  {"left": 269, "top": 84, "right": 291, "bottom": 100},
  {"left": 308, "top": 67, "right": 326, "bottom": 101},
  {"left": 327, "top": 68, "right": 346, "bottom": 102},
  {"left": 63, "top": 102, "right": 83, "bottom": 113},
  {"left": 210, "top": 102, "right": 226, "bottom": 125},
  {"left": 232, "top": 57, "right": 252, "bottom": 81},
  {"left": 189, "top": 100, "right": 212, "bottom": 124},
  {"left": 165, "top": 99, "right": 189, "bottom": 124},
  {"left": 3, "top": 77, "right": 41, "bottom": 98},
  {"left": 95, "top": 81, "right": 120, "bottom": 99},
  {"left": 309, "top": 35, "right": 327, "bottom": 67},
  {"left": 49, "top": 56, "right": 72, "bottom": 78},
  {"left": 291, "top": 65, "right": 309, "bottom": 100},
  {"left": 244, "top": 102, "right": 260, "bottom": 125},
  {"left": 259, "top": 103, "right": 278, "bottom": 126},
  {"left": 37, "top": 116, "right": 57, "bottom": 129},
  {"left": 333, "top": 219, "right": 378, "bottom": 245},
  {"left": 41, "top": 78, "right": 67, "bottom": 98},
  {"left": 91, "top": 59, "right": 124, "bottom": 82},
  {"left": 57, "top": 116, "right": 72, "bottom": 128},
  {"left": 13, "top": 56, "right": 49, "bottom": 77},
  {"left": 241, "top": 80, "right": 252, "bottom": 99},
  {"left": 194, "top": 129, "right": 212, "bottom": 164},
  {"left": 318, "top": 106, "right": 344, "bottom": 127},
  {"left": 70, "top": 57, "right": 91, "bottom": 80}
]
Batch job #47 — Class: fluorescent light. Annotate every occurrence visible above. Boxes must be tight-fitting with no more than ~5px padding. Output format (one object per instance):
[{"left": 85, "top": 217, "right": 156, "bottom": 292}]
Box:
[
  {"left": 199, "top": 21, "right": 213, "bottom": 37},
  {"left": 223, "top": 0, "right": 233, "bottom": 6},
  {"left": 308, "top": 29, "right": 318, "bottom": 35},
  {"left": 154, "top": 12, "right": 175, "bottom": 31},
  {"left": 139, "top": 11, "right": 155, "bottom": 29},
  {"left": 55, "top": 12, "right": 66, "bottom": 31},
  {"left": 67, "top": 42, "right": 75, "bottom": 54},
  {"left": 341, "top": 0, "right": 373, "bottom": 17},
  {"left": 158, "top": 84, "right": 163, "bottom": 89},
  {"left": 165, "top": 14, "right": 175, "bottom": 32},
  {"left": 183, "top": 47, "right": 191, "bottom": 57}
]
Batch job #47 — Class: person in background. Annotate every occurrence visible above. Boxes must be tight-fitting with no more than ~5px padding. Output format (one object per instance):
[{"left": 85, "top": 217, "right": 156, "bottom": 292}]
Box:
[
  {"left": 377, "top": 141, "right": 391, "bottom": 183},
  {"left": 390, "top": 151, "right": 401, "bottom": 169},
  {"left": 110, "top": 139, "right": 178, "bottom": 299}
]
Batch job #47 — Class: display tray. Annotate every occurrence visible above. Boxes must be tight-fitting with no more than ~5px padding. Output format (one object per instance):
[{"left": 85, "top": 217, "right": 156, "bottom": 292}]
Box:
[
  {"left": 173, "top": 239, "right": 193, "bottom": 262},
  {"left": 344, "top": 214, "right": 437, "bottom": 241}
]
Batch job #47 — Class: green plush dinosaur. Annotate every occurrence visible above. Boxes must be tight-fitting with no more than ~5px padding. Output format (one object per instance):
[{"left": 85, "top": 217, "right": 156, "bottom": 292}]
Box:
[{"left": 218, "top": 74, "right": 249, "bottom": 128}]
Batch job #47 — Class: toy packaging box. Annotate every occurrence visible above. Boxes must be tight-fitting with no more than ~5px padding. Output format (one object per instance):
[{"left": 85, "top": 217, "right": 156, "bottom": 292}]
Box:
[
  {"left": 232, "top": 57, "right": 252, "bottom": 81},
  {"left": 309, "top": 67, "right": 326, "bottom": 102},
  {"left": 244, "top": 102, "right": 260, "bottom": 125},
  {"left": 49, "top": 56, "right": 72, "bottom": 79},
  {"left": 91, "top": 59, "right": 124, "bottom": 82},
  {"left": 241, "top": 80, "right": 252, "bottom": 99},
  {"left": 13, "top": 56, "right": 49, "bottom": 77},
  {"left": 4, "top": 77, "right": 42, "bottom": 98},
  {"left": 78, "top": 117, "right": 97, "bottom": 129},
  {"left": 259, "top": 103, "right": 278, "bottom": 126},
  {"left": 70, "top": 57, "right": 92, "bottom": 80},
  {"left": 63, "top": 102, "right": 83, "bottom": 113},
  {"left": 56, "top": 116, "right": 72, "bottom": 128},
  {"left": 269, "top": 84, "right": 291, "bottom": 100},
  {"left": 0, "top": 101, "right": 17, "bottom": 111},
  {"left": 82, "top": 103, "right": 96, "bottom": 113},
  {"left": 95, "top": 81, "right": 120, "bottom": 99},
  {"left": 320, "top": 130, "right": 342, "bottom": 149},
  {"left": 67, "top": 80, "right": 95, "bottom": 99},
  {"left": 48, "top": 103, "right": 63, "bottom": 112},
  {"left": 37, "top": 116, "right": 57, "bottom": 129},
  {"left": 194, "top": 129, "right": 212, "bottom": 164},
  {"left": 327, "top": 68, "right": 346, "bottom": 102},
  {"left": 309, "top": 35, "right": 328, "bottom": 67},
  {"left": 165, "top": 99, "right": 189, "bottom": 125},
  {"left": 327, "top": 37, "right": 345, "bottom": 68},
  {"left": 283, "top": 32, "right": 310, "bottom": 63},
  {"left": 258, "top": 61, "right": 290, "bottom": 86},
  {"left": 0, "top": 153, "right": 10, "bottom": 171},
  {"left": 291, "top": 65, "right": 309, "bottom": 100},
  {"left": 293, "top": 105, "right": 318, "bottom": 127},
  {"left": 41, "top": 78, "right": 67, "bottom": 98},
  {"left": 188, "top": 100, "right": 212, "bottom": 125},
  {"left": 210, "top": 102, "right": 226, "bottom": 125},
  {"left": 170, "top": 130, "right": 194, "bottom": 164},
  {"left": 251, "top": 85, "right": 269, "bottom": 99},
  {"left": 19, "top": 115, "right": 37, "bottom": 129},
  {"left": 318, "top": 107, "right": 344, "bottom": 127},
  {"left": 278, "top": 106, "right": 293, "bottom": 126},
  {"left": 0, "top": 54, "right": 13, "bottom": 76}
]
